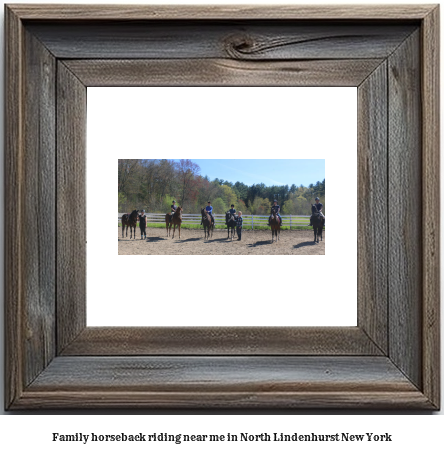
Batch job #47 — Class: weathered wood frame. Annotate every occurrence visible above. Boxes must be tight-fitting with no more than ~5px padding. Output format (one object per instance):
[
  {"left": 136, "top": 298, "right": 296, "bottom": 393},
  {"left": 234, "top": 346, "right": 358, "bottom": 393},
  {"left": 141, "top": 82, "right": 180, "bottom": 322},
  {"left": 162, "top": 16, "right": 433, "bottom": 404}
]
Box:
[{"left": 5, "top": 4, "right": 440, "bottom": 409}]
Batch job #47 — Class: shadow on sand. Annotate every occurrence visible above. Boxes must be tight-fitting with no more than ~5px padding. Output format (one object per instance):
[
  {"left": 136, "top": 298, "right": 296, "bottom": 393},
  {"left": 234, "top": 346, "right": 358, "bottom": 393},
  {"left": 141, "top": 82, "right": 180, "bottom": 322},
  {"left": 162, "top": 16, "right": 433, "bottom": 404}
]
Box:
[
  {"left": 145, "top": 236, "right": 165, "bottom": 242},
  {"left": 205, "top": 237, "right": 235, "bottom": 243},
  {"left": 294, "top": 241, "right": 318, "bottom": 249},
  {"left": 174, "top": 237, "right": 201, "bottom": 243},
  {"left": 247, "top": 240, "right": 272, "bottom": 248}
]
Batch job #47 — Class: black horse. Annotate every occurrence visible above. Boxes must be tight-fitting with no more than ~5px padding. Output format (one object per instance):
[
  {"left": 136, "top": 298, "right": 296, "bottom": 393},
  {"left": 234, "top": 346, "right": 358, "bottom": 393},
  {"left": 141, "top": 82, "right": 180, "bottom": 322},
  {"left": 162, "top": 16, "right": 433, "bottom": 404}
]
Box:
[
  {"left": 225, "top": 211, "right": 238, "bottom": 240},
  {"left": 311, "top": 205, "right": 324, "bottom": 243},
  {"left": 121, "top": 209, "right": 139, "bottom": 239}
]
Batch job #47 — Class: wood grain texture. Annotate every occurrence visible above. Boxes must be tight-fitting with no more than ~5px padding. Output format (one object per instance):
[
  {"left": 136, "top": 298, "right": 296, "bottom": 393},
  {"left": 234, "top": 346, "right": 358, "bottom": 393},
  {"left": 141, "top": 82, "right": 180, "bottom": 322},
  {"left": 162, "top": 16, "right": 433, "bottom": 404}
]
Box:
[
  {"left": 64, "top": 58, "right": 384, "bottom": 87},
  {"left": 357, "top": 62, "right": 388, "bottom": 354},
  {"left": 13, "top": 356, "right": 433, "bottom": 409},
  {"left": 61, "top": 327, "right": 382, "bottom": 356},
  {"left": 27, "top": 22, "right": 416, "bottom": 60},
  {"left": 388, "top": 30, "right": 422, "bottom": 389},
  {"left": 56, "top": 62, "right": 87, "bottom": 353},
  {"left": 4, "top": 5, "right": 440, "bottom": 410},
  {"left": 5, "top": 4, "right": 24, "bottom": 410},
  {"left": 421, "top": 6, "right": 440, "bottom": 409},
  {"left": 7, "top": 4, "right": 435, "bottom": 20},
  {"left": 21, "top": 29, "right": 57, "bottom": 387}
]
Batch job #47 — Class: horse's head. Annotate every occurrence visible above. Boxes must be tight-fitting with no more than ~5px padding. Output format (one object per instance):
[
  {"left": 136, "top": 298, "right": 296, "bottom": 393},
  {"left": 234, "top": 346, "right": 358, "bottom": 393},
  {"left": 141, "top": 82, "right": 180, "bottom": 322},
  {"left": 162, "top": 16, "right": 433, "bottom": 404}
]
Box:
[
  {"left": 130, "top": 209, "right": 139, "bottom": 221},
  {"left": 311, "top": 204, "right": 318, "bottom": 215},
  {"left": 176, "top": 206, "right": 183, "bottom": 215}
]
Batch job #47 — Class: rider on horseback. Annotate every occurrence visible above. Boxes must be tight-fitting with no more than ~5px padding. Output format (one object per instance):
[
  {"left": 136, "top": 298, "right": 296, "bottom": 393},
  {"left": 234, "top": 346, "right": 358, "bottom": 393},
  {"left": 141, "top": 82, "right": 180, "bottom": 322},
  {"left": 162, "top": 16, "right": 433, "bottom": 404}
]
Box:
[
  {"left": 201, "top": 201, "right": 215, "bottom": 226},
  {"left": 170, "top": 200, "right": 177, "bottom": 222},
  {"left": 229, "top": 204, "right": 236, "bottom": 216},
  {"left": 308, "top": 197, "right": 325, "bottom": 226},
  {"left": 267, "top": 200, "right": 283, "bottom": 226}
]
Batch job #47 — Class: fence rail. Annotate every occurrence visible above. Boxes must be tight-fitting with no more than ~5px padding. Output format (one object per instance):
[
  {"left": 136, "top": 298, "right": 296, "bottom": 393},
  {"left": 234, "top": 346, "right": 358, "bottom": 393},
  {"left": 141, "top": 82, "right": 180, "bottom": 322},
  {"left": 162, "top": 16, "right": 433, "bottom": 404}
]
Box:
[{"left": 119, "top": 213, "right": 311, "bottom": 229}]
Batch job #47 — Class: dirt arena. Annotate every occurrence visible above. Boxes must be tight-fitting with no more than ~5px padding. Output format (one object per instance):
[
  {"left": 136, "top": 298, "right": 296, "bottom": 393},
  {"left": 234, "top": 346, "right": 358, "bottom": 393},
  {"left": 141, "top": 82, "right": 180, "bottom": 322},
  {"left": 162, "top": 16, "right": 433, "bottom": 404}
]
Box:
[{"left": 118, "top": 227, "right": 325, "bottom": 255}]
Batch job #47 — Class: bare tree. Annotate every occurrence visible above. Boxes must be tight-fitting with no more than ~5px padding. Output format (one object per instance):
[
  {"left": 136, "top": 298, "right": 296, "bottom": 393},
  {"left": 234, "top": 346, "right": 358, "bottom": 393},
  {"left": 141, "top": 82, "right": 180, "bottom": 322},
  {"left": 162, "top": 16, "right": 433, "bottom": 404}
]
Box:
[
  {"left": 176, "top": 159, "right": 201, "bottom": 209},
  {"left": 118, "top": 159, "right": 141, "bottom": 193}
]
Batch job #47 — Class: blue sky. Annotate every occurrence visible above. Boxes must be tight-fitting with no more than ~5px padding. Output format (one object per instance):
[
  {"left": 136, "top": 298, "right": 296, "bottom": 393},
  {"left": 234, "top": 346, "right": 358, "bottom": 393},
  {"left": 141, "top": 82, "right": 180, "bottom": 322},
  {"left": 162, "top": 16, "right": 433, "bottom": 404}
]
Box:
[{"left": 173, "top": 159, "right": 324, "bottom": 187}]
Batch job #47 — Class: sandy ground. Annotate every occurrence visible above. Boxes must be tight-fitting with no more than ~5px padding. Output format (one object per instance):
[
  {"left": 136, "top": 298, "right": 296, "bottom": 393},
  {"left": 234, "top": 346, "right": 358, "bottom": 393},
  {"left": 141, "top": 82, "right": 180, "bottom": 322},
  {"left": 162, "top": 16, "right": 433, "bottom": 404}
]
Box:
[{"left": 118, "top": 227, "right": 325, "bottom": 255}]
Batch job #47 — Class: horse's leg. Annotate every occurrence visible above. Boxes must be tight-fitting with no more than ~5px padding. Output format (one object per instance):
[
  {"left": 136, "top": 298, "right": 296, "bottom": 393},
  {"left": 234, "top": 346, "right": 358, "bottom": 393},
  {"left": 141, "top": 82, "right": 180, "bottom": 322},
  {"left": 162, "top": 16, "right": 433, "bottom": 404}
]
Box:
[{"left": 179, "top": 224, "right": 181, "bottom": 239}]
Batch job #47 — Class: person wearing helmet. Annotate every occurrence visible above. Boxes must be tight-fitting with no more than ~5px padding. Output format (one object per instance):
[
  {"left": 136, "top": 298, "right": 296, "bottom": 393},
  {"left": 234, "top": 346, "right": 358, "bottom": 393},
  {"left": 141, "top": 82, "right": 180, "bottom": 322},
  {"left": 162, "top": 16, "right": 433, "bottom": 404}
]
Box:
[
  {"left": 229, "top": 204, "right": 236, "bottom": 216},
  {"left": 201, "top": 201, "right": 214, "bottom": 226},
  {"left": 309, "top": 197, "right": 325, "bottom": 226},
  {"left": 139, "top": 209, "right": 147, "bottom": 240},
  {"left": 267, "top": 200, "right": 282, "bottom": 226},
  {"left": 170, "top": 200, "right": 177, "bottom": 222}
]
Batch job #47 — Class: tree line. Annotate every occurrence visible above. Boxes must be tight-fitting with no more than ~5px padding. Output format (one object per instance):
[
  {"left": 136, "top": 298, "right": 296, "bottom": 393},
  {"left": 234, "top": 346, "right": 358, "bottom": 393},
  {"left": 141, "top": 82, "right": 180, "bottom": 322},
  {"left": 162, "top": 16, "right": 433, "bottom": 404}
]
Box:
[{"left": 118, "top": 159, "right": 325, "bottom": 215}]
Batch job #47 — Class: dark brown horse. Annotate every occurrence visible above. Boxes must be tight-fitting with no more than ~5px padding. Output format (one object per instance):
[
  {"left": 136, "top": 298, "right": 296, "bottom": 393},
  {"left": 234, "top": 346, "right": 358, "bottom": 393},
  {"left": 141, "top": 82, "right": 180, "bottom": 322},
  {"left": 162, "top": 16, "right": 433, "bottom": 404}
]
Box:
[
  {"left": 311, "top": 204, "right": 324, "bottom": 243},
  {"left": 201, "top": 208, "right": 214, "bottom": 240},
  {"left": 165, "top": 206, "right": 183, "bottom": 239},
  {"left": 270, "top": 207, "right": 280, "bottom": 243},
  {"left": 121, "top": 210, "right": 139, "bottom": 239},
  {"left": 225, "top": 211, "right": 237, "bottom": 240}
]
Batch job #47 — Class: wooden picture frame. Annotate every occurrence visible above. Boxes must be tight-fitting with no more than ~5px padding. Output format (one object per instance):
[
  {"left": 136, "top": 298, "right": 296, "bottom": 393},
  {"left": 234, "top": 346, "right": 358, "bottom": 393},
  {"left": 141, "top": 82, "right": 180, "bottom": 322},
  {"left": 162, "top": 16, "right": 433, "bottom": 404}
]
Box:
[{"left": 5, "top": 4, "right": 440, "bottom": 409}]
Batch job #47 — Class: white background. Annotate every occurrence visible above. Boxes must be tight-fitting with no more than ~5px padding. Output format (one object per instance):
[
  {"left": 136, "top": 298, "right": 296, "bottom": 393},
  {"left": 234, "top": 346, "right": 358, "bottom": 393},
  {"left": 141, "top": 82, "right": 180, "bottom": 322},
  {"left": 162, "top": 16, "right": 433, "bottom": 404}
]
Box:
[
  {"left": 0, "top": 0, "right": 442, "bottom": 448},
  {"left": 87, "top": 87, "right": 357, "bottom": 326}
]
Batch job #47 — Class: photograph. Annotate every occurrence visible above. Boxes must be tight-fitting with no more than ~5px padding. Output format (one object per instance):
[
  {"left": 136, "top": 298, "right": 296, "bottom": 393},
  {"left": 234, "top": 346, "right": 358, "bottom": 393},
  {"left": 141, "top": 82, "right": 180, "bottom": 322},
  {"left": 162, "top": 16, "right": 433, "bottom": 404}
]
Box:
[
  {"left": 3, "top": 2, "right": 439, "bottom": 417},
  {"left": 118, "top": 159, "right": 326, "bottom": 255}
]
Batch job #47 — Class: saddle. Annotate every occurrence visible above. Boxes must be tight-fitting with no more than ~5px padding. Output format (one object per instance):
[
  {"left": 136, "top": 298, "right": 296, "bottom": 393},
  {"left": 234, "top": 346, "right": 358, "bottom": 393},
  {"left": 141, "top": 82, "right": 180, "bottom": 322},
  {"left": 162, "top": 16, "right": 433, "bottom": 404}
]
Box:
[{"left": 312, "top": 212, "right": 325, "bottom": 224}]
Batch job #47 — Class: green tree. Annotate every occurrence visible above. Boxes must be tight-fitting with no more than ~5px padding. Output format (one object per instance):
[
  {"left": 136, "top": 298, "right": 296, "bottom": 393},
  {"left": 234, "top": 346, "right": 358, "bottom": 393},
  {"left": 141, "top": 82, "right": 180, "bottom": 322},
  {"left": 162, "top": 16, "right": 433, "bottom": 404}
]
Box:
[{"left": 212, "top": 197, "right": 226, "bottom": 214}]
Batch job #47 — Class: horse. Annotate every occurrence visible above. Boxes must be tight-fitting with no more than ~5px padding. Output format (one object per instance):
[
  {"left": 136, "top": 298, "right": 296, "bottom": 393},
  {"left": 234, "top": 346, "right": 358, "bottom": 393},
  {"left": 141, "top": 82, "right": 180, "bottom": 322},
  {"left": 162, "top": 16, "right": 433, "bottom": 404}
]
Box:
[
  {"left": 201, "top": 208, "right": 214, "bottom": 240},
  {"left": 311, "top": 204, "right": 324, "bottom": 243},
  {"left": 270, "top": 207, "right": 281, "bottom": 243},
  {"left": 165, "top": 206, "right": 183, "bottom": 239},
  {"left": 225, "top": 211, "right": 237, "bottom": 240},
  {"left": 121, "top": 209, "right": 139, "bottom": 239}
]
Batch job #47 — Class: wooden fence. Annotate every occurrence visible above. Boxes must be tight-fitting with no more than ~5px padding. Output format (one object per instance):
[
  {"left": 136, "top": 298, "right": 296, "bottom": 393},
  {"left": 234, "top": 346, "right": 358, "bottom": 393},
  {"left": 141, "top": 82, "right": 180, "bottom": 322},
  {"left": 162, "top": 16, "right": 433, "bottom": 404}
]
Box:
[{"left": 118, "top": 213, "right": 311, "bottom": 229}]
